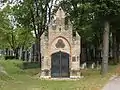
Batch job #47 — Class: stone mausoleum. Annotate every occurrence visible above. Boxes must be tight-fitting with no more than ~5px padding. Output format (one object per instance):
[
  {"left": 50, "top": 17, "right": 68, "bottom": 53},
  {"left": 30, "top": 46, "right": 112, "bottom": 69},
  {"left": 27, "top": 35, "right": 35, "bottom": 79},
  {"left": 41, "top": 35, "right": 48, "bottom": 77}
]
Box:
[{"left": 40, "top": 7, "right": 81, "bottom": 78}]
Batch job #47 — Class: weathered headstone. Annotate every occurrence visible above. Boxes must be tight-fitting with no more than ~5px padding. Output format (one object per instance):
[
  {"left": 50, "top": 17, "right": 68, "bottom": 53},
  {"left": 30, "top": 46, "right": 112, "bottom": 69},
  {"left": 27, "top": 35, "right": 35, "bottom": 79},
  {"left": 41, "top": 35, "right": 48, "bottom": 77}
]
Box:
[
  {"left": 81, "top": 62, "right": 87, "bottom": 69},
  {"left": 91, "top": 62, "right": 95, "bottom": 69}
]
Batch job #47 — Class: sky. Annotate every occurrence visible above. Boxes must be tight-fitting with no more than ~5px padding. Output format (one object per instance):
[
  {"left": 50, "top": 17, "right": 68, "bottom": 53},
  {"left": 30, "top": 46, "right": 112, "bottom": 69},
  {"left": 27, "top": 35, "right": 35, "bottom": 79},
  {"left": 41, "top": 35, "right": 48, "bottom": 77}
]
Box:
[{"left": 0, "top": 2, "right": 7, "bottom": 10}]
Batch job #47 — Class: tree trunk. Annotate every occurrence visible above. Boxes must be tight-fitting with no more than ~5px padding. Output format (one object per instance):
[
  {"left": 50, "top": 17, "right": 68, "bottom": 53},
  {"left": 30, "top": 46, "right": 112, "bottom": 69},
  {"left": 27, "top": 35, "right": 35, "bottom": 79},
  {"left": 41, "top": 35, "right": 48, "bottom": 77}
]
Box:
[
  {"left": 112, "top": 31, "right": 117, "bottom": 64},
  {"left": 29, "top": 48, "right": 32, "bottom": 62},
  {"left": 117, "top": 30, "right": 120, "bottom": 62},
  {"left": 24, "top": 50, "right": 27, "bottom": 61},
  {"left": 5, "top": 48, "right": 8, "bottom": 56},
  {"left": 116, "top": 42, "right": 120, "bottom": 63},
  {"left": 14, "top": 48, "right": 19, "bottom": 59},
  {"left": 116, "top": 32, "right": 120, "bottom": 63},
  {"left": 101, "top": 21, "right": 110, "bottom": 75},
  {"left": 19, "top": 47, "right": 23, "bottom": 60},
  {"left": 35, "top": 37, "right": 41, "bottom": 67}
]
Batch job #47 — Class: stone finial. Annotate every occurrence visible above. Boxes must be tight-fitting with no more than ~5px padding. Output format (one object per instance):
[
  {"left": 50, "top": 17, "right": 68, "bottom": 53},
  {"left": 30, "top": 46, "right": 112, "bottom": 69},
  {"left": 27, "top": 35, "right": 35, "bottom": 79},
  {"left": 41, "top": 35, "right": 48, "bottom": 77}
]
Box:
[{"left": 55, "top": 7, "right": 65, "bottom": 19}]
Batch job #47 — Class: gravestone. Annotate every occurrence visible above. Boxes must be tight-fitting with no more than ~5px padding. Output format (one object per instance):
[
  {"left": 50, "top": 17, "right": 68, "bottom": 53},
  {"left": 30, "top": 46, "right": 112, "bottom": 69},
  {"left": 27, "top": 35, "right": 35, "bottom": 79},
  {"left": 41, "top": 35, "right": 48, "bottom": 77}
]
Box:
[
  {"left": 81, "top": 62, "right": 87, "bottom": 69},
  {"left": 40, "top": 7, "right": 81, "bottom": 79},
  {"left": 91, "top": 62, "right": 95, "bottom": 69}
]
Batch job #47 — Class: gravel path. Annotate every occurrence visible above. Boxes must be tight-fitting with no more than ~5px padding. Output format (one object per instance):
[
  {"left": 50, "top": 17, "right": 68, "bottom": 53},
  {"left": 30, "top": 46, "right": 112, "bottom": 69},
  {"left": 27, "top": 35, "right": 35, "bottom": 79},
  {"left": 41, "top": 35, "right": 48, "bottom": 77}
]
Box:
[{"left": 102, "top": 76, "right": 120, "bottom": 90}]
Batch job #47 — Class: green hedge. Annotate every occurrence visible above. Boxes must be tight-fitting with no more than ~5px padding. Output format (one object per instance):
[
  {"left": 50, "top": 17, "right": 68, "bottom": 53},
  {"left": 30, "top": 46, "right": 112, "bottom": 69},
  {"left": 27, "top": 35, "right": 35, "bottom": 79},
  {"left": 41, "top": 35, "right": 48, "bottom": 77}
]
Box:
[
  {"left": 22, "top": 62, "right": 40, "bottom": 69},
  {"left": 4, "top": 56, "right": 16, "bottom": 60}
]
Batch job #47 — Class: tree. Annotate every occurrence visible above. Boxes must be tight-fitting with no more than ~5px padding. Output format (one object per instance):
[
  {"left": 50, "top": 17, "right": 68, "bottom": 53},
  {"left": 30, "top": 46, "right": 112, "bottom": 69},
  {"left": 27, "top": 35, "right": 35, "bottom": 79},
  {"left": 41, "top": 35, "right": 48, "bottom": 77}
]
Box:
[
  {"left": 59, "top": 0, "right": 120, "bottom": 75},
  {"left": 0, "top": 5, "right": 34, "bottom": 58},
  {"left": 59, "top": 0, "right": 97, "bottom": 62},
  {"left": 92, "top": 0, "right": 120, "bottom": 75},
  {"left": 12, "top": 0, "right": 58, "bottom": 63},
  {"left": 110, "top": 16, "right": 120, "bottom": 64}
]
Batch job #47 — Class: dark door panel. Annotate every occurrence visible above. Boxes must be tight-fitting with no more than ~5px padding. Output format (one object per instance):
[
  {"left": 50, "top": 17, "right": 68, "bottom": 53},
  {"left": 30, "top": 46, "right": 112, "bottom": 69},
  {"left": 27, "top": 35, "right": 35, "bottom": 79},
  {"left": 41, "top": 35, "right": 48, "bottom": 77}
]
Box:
[{"left": 51, "top": 51, "right": 69, "bottom": 77}]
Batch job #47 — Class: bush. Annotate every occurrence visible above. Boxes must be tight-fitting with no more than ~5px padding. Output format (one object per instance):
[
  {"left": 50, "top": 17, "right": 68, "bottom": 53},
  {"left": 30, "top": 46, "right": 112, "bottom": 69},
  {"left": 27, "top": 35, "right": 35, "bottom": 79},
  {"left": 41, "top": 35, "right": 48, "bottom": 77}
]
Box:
[
  {"left": 22, "top": 62, "right": 40, "bottom": 69},
  {"left": 4, "top": 56, "right": 16, "bottom": 60}
]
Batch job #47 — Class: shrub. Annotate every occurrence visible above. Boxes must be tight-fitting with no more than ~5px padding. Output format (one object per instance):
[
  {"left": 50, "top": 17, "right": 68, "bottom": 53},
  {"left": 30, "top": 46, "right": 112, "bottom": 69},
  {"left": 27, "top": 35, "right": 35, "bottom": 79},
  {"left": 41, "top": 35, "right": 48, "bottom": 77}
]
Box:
[
  {"left": 22, "top": 62, "right": 40, "bottom": 69},
  {"left": 4, "top": 56, "right": 16, "bottom": 60}
]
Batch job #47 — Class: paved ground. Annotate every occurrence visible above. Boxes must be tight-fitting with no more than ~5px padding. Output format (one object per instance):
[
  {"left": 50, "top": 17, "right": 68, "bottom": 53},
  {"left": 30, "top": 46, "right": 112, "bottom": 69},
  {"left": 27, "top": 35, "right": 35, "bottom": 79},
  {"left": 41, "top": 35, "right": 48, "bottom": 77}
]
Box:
[{"left": 102, "top": 76, "right": 120, "bottom": 90}]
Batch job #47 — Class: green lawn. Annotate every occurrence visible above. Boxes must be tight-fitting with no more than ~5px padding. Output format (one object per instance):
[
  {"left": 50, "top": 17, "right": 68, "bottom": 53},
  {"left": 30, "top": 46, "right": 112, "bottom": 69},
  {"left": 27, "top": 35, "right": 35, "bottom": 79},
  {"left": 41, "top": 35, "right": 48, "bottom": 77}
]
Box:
[{"left": 0, "top": 59, "right": 117, "bottom": 90}]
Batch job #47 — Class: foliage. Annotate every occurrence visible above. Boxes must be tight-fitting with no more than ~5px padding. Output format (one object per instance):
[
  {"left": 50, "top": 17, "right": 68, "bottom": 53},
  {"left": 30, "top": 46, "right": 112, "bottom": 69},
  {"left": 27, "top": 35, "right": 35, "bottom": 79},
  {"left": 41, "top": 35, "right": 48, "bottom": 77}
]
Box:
[
  {"left": 91, "top": 0, "right": 120, "bottom": 75},
  {"left": 91, "top": 0, "right": 120, "bottom": 21},
  {"left": 0, "top": 5, "right": 34, "bottom": 50},
  {"left": 59, "top": 0, "right": 101, "bottom": 47},
  {"left": 12, "top": 0, "right": 58, "bottom": 37},
  {"left": 12, "top": 0, "right": 58, "bottom": 62},
  {"left": 22, "top": 62, "right": 40, "bottom": 69}
]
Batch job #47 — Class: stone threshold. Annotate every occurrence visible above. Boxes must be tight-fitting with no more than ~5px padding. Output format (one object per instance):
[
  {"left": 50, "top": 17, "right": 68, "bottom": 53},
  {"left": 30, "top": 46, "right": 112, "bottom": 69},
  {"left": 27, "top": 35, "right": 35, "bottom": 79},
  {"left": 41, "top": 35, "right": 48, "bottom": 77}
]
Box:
[{"left": 39, "top": 76, "right": 84, "bottom": 80}]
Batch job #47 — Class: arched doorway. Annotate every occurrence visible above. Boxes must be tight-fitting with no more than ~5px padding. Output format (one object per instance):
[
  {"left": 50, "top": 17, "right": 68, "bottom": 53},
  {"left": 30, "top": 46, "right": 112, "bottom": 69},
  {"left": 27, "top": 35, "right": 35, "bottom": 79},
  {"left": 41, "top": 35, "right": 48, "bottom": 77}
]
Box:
[{"left": 51, "top": 51, "right": 70, "bottom": 78}]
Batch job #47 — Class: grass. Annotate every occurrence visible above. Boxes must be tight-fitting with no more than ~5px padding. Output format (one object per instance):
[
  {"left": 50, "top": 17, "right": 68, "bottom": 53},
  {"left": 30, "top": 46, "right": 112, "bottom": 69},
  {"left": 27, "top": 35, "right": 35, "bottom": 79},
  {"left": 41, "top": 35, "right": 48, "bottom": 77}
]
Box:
[{"left": 0, "top": 59, "right": 118, "bottom": 90}]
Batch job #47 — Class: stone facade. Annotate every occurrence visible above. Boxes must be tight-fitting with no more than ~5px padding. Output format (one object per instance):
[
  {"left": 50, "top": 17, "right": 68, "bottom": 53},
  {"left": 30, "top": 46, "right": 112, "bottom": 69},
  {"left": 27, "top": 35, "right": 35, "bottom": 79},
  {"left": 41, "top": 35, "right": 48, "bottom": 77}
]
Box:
[{"left": 40, "top": 7, "right": 81, "bottom": 78}]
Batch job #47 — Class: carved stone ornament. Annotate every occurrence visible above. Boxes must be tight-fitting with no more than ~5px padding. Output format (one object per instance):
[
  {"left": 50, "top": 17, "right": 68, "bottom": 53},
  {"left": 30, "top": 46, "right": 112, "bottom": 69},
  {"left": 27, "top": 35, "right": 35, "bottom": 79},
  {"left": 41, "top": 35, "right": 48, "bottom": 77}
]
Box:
[{"left": 55, "top": 39, "right": 65, "bottom": 48}]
